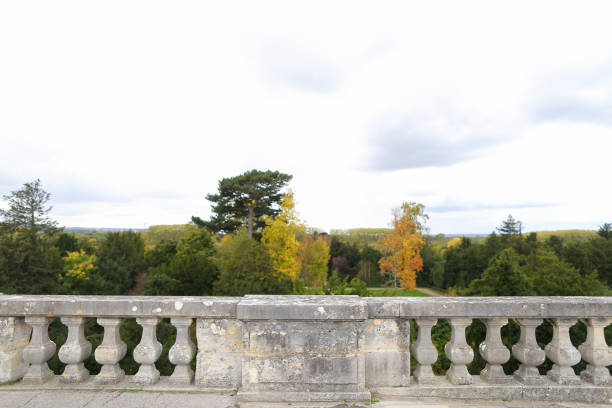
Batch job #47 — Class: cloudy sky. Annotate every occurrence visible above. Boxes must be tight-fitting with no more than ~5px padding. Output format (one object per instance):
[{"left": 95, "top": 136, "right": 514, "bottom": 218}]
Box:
[{"left": 1, "top": 1, "right": 611, "bottom": 234}]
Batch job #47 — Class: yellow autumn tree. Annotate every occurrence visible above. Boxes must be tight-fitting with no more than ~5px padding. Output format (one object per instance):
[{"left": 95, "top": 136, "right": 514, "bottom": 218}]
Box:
[
  {"left": 261, "top": 191, "right": 304, "bottom": 280},
  {"left": 378, "top": 202, "right": 428, "bottom": 291},
  {"left": 60, "top": 250, "right": 97, "bottom": 293},
  {"left": 297, "top": 235, "right": 330, "bottom": 288}
]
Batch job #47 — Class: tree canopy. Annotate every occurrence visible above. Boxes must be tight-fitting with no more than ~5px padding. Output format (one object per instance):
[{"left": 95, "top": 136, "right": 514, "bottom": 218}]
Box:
[{"left": 192, "top": 169, "right": 292, "bottom": 239}]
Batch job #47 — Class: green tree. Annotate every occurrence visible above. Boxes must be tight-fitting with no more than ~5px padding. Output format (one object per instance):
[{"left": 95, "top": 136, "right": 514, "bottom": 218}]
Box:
[
  {"left": 54, "top": 233, "right": 80, "bottom": 256},
  {"left": 96, "top": 231, "right": 145, "bottom": 294},
  {"left": 463, "top": 249, "right": 532, "bottom": 296},
  {"left": 524, "top": 248, "right": 607, "bottom": 296},
  {"left": 192, "top": 169, "right": 292, "bottom": 239},
  {"left": 598, "top": 223, "right": 612, "bottom": 240},
  {"left": 497, "top": 214, "right": 522, "bottom": 236},
  {"left": 213, "top": 231, "right": 293, "bottom": 296},
  {"left": 145, "top": 228, "right": 218, "bottom": 296},
  {"left": 0, "top": 180, "right": 61, "bottom": 294}
]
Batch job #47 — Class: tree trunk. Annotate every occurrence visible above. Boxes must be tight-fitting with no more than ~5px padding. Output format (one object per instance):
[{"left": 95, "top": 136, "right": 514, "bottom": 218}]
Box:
[{"left": 247, "top": 205, "right": 254, "bottom": 239}]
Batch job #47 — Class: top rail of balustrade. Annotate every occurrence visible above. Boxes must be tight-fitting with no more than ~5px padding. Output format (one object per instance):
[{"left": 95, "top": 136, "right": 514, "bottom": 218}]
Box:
[
  {"left": 0, "top": 294, "right": 611, "bottom": 320},
  {"left": 367, "top": 296, "right": 612, "bottom": 318},
  {"left": 0, "top": 294, "right": 241, "bottom": 318}
]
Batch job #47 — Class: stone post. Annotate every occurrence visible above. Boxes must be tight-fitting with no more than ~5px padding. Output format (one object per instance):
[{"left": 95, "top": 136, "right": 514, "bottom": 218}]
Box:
[
  {"left": 22, "top": 316, "right": 56, "bottom": 384},
  {"left": 444, "top": 318, "right": 474, "bottom": 385},
  {"left": 579, "top": 318, "right": 611, "bottom": 385},
  {"left": 59, "top": 316, "right": 91, "bottom": 383},
  {"left": 169, "top": 317, "right": 195, "bottom": 384},
  {"left": 479, "top": 318, "right": 510, "bottom": 383},
  {"left": 545, "top": 318, "right": 581, "bottom": 385},
  {"left": 411, "top": 318, "right": 438, "bottom": 384},
  {"left": 0, "top": 317, "right": 32, "bottom": 383},
  {"left": 94, "top": 317, "right": 127, "bottom": 384},
  {"left": 363, "top": 318, "right": 410, "bottom": 388},
  {"left": 512, "top": 318, "right": 545, "bottom": 384},
  {"left": 132, "top": 317, "right": 162, "bottom": 384},
  {"left": 195, "top": 318, "right": 243, "bottom": 390}
]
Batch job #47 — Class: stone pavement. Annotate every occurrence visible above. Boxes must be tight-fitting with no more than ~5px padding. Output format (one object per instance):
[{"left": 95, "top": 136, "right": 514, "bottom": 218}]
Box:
[{"left": 1, "top": 391, "right": 611, "bottom": 408}]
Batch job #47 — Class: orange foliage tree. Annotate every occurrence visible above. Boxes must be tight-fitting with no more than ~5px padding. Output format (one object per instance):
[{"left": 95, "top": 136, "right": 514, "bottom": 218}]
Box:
[{"left": 378, "top": 202, "right": 428, "bottom": 291}]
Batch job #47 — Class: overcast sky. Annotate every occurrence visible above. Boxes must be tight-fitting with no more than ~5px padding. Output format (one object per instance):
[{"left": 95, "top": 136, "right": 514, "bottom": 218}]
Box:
[{"left": 1, "top": 1, "right": 611, "bottom": 234}]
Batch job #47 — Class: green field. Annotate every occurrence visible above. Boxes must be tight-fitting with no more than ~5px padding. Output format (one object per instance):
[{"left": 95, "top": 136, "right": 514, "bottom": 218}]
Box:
[{"left": 366, "top": 287, "right": 430, "bottom": 297}]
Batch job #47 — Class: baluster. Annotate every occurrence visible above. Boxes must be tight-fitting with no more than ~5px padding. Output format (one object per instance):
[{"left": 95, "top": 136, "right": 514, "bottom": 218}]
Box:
[
  {"left": 22, "top": 316, "right": 56, "bottom": 384},
  {"left": 59, "top": 317, "right": 92, "bottom": 383},
  {"left": 545, "top": 318, "right": 581, "bottom": 384},
  {"left": 578, "top": 318, "right": 611, "bottom": 385},
  {"left": 169, "top": 317, "right": 195, "bottom": 384},
  {"left": 94, "top": 318, "right": 127, "bottom": 384},
  {"left": 132, "top": 317, "right": 162, "bottom": 384},
  {"left": 411, "top": 318, "right": 438, "bottom": 384},
  {"left": 479, "top": 318, "right": 511, "bottom": 383},
  {"left": 512, "top": 318, "right": 545, "bottom": 384},
  {"left": 444, "top": 318, "right": 474, "bottom": 385}
]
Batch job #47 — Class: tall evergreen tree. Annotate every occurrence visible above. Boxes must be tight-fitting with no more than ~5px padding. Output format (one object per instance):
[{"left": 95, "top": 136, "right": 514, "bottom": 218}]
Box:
[{"left": 192, "top": 169, "right": 292, "bottom": 239}]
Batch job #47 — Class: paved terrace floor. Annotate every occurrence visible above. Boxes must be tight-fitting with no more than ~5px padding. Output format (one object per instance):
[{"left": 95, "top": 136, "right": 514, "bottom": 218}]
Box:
[{"left": 1, "top": 391, "right": 611, "bottom": 408}]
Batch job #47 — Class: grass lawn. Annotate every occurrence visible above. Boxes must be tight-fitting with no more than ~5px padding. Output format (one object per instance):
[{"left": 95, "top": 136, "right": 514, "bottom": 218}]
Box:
[{"left": 366, "top": 287, "right": 430, "bottom": 297}]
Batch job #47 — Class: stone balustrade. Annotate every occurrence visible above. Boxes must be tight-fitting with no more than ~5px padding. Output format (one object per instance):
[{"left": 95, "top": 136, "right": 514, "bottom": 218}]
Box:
[{"left": 0, "top": 295, "right": 610, "bottom": 404}]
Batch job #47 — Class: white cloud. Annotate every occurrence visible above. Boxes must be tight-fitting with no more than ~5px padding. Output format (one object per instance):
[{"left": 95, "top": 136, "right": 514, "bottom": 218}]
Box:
[{"left": 1, "top": 1, "right": 612, "bottom": 233}]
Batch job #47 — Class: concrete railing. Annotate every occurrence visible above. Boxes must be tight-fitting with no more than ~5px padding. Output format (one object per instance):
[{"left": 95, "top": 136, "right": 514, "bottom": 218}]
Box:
[{"left": 0, "top": 295, "right": 610, "bottom": 404}]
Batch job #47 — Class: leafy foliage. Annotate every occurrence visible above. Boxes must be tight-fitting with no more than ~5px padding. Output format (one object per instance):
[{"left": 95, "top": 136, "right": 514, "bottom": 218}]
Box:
[{"left": 192, "top": 169, "right": 292, "bottom": 238}]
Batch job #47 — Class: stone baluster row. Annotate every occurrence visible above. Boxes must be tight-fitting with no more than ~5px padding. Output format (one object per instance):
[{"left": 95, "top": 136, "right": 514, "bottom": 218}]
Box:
[
  {"left": 411, "top": 317, "right": 611, "bottom": 386},
  {"left": 16, "top": 316, "right": 195, "bottom": 385}
]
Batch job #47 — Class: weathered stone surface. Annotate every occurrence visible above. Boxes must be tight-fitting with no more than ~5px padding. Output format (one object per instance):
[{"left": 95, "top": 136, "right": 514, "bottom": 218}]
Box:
[
  {"left": 58, "top": 316, "right": 91, "bottom": 383},
  {"left": 512, "top": 318, "right": 546, "bottom": 385},
  {"left": 94, "top": 317, "right": 126, "bottom": 385},
  {"left": 238, "top": 295, "right": 368, "bottom": 320},
  {"left": 169, "top": 317, "right": 195, "bottom": 384},
  {"left": 132, "top": 317, "right": 162, "bottom": 385},
  {"left": 364, "top": 318, "right": 410, "bottom": 387},
  {"left": 545, "top": 318, "right": 581, "bottom": 385},
  {"left": 1, "top": 294, "right": 612, "bottom": 405},
  {"left": 397, "top": 297, "right": 612, "bottom": 318},
  {"left": 0, "top": 295, "right": 240, "bottom": 318},
  {"left": 0, "top": 317, "right": 31, "bottom": 383},
  {"left": 412, "top": 318, "right": 439, "bottom": 384},
  {"left": 195, "top": 318, "right": 243, "bottom": 390},
  {"left": 22, "top": 316, "right": 56, "bottom": 384}
]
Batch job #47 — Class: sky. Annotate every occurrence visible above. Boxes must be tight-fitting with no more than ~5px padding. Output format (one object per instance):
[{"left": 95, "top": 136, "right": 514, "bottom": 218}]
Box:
[{"left": 1, "top": 1, "right": 611, "bottom": 234}]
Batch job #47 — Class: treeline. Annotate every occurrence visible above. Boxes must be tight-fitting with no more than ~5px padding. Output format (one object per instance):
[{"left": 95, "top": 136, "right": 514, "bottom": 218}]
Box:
[{"left": 417, "top": 215, "right": 612, "bottom": 296}]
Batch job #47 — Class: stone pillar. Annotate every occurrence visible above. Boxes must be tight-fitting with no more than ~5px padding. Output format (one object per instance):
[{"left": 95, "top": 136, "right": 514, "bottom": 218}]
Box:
[
  {"left": 169, "top": 317, "right": 195, "bottom": 384},
  {"left": 579, "top": 318, "right": 611, "bottom": 385},
  {"left": 59, "top": 316, "right": 91, "bottom": 383},
  {"left": 363, "top": 318, "right": 410, "bottom": 388},
  {"left": 512, "top": 318, "right": 545, "bottom": 384},
  {"left": 0, "top": 317, "right": 32, "bottom": 383},
  {"left": 22, "top": 316, "right": 56, "bottom": 384},
  {"left": 545, "top": 318, "right": 581, "bottom": 385},
  {"left": 195, "top": 318, "right": 243, "bottom": 390},
  {"left": 94, "top": 317, "right": 127, "bottom": 384},
  {"left": 411, "top": 318, "right": 438, "bottom": 384},
  {"left": 444, "top": 318, "right": 474, "bottom": 385},
  {"left": 479, "top": 318, "right": 510, "bottom": 383},
  {"left": 132, "top": 317, "right": 162, "bottom": 384}
]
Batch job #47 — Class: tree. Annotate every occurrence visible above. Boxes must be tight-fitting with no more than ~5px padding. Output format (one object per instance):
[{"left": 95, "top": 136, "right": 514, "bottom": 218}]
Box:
[
  {"left": 378, "top": 202, "right": 427, "bottom": 291},
  {"left": 463, "top": 249, "right": 532, "bottom": 296},
  {"left": 261, "top": 192, "right": 303, "bottom": 280},
  {"left": 192, "top": 169, "right": 292, "bottom": 239},
  {"left": 96, "top": 231, "right": 145, "bottom": 294},
  {"left": 59, "top": 250, "right": 97, "bottom": 294},
  {"left": 523, "top": 248, "right": 607, "bottom": 296},
  {"left": 213, "top": 231, "right": 293, "bottom": 296},
  {"left": 0, "top": 180, "right": 61, "bottom": 294},
  {"left": 497, "top": 214, "right": 522, "bottom": 236},
  {"left": 598, "top": 223, "right": 612, "bottom": 240},
  {"left": 298, "top": 235, "right": 330, "bottom": 288}
]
